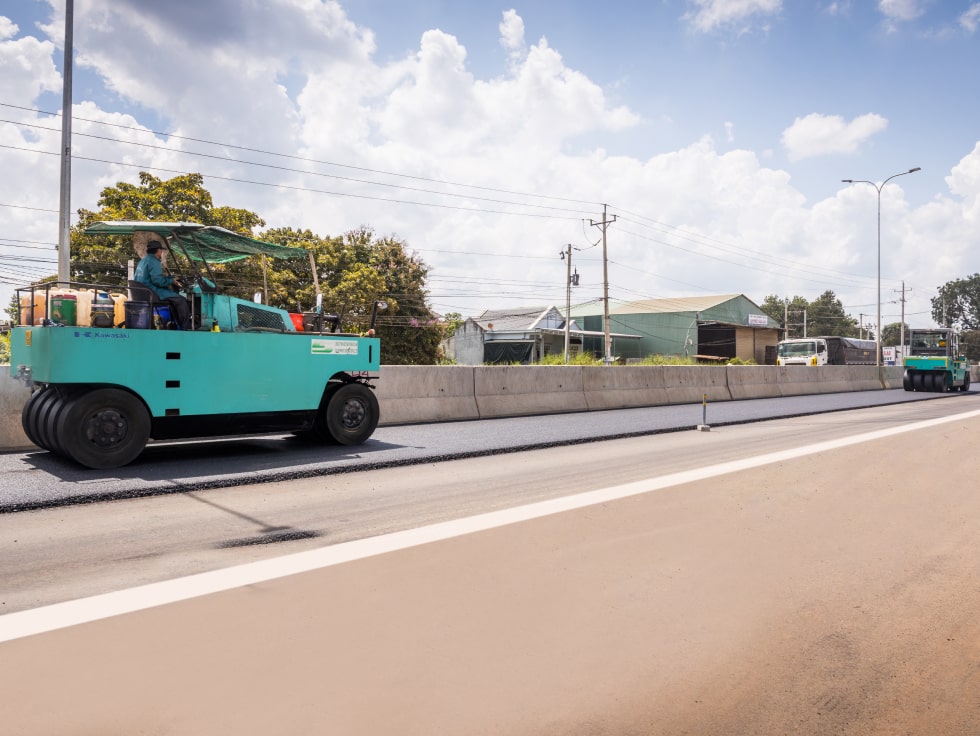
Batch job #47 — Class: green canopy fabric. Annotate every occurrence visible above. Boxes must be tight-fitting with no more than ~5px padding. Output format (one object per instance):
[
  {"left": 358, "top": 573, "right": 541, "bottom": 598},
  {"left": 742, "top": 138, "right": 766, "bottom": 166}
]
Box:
[{"left": 83, "top": 221, "right": 308, "bottom": 264}]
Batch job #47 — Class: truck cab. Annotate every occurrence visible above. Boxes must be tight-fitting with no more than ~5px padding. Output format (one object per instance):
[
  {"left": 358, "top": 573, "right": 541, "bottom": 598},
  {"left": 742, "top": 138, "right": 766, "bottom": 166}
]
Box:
[{"left": 776, "top": 338, "right": 827, "bottom": 366}]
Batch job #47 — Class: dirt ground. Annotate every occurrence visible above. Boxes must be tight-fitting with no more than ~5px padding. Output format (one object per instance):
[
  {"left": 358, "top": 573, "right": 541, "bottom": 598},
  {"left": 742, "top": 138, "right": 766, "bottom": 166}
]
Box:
[{"left": 1, "top": 415, "right": 978, "bottom": 735}]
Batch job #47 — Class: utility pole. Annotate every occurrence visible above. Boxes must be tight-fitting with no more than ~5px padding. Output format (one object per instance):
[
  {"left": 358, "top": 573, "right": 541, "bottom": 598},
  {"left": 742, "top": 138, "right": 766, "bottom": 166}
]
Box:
[
  {"left": 859, "top": 313, "right": 864, "bottom": 339},
  {"left": 561, "top": 244, "right": 573, "bottom": 363},
  {"left": 57, "top": 0, "right": 74, "bottom": 282},
  {"left": 590, "top": 204, "right": 617, "bottom": 364},
  {"left": 893, "top": 281, "right": 908, "bottom": 357}
]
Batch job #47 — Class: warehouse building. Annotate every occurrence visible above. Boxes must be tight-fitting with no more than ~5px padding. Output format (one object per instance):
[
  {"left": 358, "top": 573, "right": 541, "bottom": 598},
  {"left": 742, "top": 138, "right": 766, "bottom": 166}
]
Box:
[{"left": 568, "top": 294, "right": 781, "bottom": 363}]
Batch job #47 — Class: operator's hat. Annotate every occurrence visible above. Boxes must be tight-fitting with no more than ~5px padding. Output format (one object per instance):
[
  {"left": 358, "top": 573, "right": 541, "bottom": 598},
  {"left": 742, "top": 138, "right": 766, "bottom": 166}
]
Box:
[{"left": 146, "top": 240, "right": 166, "bottom": 253}]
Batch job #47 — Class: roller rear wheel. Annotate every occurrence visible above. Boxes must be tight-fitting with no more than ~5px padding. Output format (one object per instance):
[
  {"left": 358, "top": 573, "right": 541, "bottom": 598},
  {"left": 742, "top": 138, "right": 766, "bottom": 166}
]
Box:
[{"left": 58, "top": 388, "right": 150, "bottom": 469}]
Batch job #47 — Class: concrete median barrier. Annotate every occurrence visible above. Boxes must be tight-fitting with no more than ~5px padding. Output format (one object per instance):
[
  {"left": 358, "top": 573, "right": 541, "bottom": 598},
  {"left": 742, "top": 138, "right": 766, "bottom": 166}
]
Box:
[
  {"left": 583, "top": 366, "right": 669, "bottom": 411},
  {"left": 375, "top": 366, "right": 478, "bottom": 425},
  {"left": 0, "top": 372, "right": 31, "bottom": 450},
  {"left": 663, "top": 365, "right": 731, "bottom": 404},
  {"left": 818, "top": 366, "right": 880, "bottom": 393},
  {"left": 775, "top": 365, "right": 825, "bottom": 397},
  {"left": 880, "top": 366, "right": 905, "bottom": 389},
  {"left": 474, "top": 366, "right": 587, "bottom": 418},
  {"left": 726, "top": 366, "right": 782, "bottom": 400}
]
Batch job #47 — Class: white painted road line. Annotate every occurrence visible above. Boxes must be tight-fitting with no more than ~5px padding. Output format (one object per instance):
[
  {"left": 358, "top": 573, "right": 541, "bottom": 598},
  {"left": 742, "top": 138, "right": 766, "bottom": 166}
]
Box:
[{"left": 3, "top": 407, "right": 979, "bottom": 644}]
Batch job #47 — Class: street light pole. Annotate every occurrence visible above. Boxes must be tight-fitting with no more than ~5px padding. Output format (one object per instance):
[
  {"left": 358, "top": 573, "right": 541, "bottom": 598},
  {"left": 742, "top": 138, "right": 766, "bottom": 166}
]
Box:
[{"left": 841, "top": 167, "right": 921, "bottom": 366}]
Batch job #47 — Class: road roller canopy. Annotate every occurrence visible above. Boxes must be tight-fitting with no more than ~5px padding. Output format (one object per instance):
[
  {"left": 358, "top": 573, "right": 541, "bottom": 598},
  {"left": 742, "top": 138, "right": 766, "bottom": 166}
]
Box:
[{"left": 83, "top": 221, "right": 308, "bottom": 264}]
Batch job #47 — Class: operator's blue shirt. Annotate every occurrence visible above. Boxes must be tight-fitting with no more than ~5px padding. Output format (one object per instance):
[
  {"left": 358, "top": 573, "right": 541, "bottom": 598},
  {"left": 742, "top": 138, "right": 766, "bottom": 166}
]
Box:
[{"left": 134, "top": 254, "right": 180, "bottom": 299}]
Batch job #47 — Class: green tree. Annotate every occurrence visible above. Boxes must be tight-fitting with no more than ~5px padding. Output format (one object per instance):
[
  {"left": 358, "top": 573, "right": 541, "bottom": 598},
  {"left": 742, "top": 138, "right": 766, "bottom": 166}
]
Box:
[
  {"left": 932, "top": 274, "right": 980, "bottom": 329},
  {"left": 3, "top": 300, "right": 12, "bottom": 324},
  {"left": 880, "top": 322, "right": 910, "bottom": 347},
  {"left": 807, "top": 290, "right": 860, "bottom": 338},
  {"left": 442, "top": 312, "right": 463, "bottom": 337},
  {"left": 355, "top": 228, "right": 443, "bottom": 364},
  {"left": 760, "top": 291, "right": 863, "bottom": 338},
  {"left": 70, "top": 172, "right": 265, "bottom": 292},
  {"left": 759, "top": 294, "right": 808, "bottom": 337},
  {"left": 960, "top": 329, "right": 980, "bottom": 363},
  {"left": 259, "top": 225, "right": 443, "bottom": 363}
]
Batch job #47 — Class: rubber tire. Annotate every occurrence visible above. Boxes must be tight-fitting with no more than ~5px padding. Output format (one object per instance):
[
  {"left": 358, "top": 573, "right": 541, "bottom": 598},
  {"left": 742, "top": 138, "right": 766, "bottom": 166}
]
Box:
[
  {"left": 960, "top": 372, "right": 972, "bottom": 392},
  {"left": 323, "top": 383, "right": 379, "bottom": 446},
  {"left": 912, "top": 373, "right": 924, "bottom": 392},
  {"left": 42, "top": 389, "right": 77, "bottom": 457},
  {"left": 31, "top": 389, "right": 63, "bottom": 452},
  {"left": 902, "top": 370, "right": 912, "bottom": 391},
  {"left": 58, "top": 388, "right": 150, "bottom": 469},
  {"left": 304, "top": 383, "right": 344, "bottom": 443},
  {"left": 21, "top": 387, "right": 49, "bottom": 448}
]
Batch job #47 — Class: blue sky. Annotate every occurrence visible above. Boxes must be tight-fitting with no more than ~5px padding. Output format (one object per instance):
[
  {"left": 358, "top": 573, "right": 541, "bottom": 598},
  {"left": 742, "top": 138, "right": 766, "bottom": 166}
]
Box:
[{"left": 2, "top": 0, "right": 980, "bottom": 331}]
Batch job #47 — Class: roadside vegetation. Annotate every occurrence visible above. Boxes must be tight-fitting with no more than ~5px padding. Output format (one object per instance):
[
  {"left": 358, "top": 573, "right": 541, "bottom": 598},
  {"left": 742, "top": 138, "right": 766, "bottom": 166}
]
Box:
[{"left": 532, "top": 354, "right": 754, "bottom": 366}]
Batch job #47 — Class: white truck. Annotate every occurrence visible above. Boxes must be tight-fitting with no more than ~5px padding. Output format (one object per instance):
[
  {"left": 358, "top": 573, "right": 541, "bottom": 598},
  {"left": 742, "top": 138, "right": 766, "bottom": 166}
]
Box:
[{"left": 775, "top": 336, "right": 877, "bottom": 366}]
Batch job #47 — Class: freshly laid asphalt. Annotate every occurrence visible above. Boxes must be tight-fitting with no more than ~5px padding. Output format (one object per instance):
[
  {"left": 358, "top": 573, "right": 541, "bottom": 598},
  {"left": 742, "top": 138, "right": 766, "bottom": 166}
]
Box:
[{"left": 0, "top": 387, "right": 974, "bottom": 511}]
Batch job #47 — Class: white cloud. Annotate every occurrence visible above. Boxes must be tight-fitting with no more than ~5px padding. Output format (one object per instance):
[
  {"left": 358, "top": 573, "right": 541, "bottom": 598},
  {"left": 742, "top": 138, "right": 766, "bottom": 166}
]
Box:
[
  {"left": 960, "top": 3, "right": 980, "bottom": 33},
  {"left": 684, "top": 0, "right": 782, "bottom": 33},
  {"left": 0, "top": 20, "right": 60, "bottom": 102},
  {"left": 781, "top": 113, "right": 888, "bottom": 161},
  {"left": 878, "top": 0, "right": 927, "bottom": 23},
  {"left": 878, "top": 0, "right": 929, "bottom": 31},
  {"left": 1, "top": 16, "right": 19, "bottom": 40},
  {"left": 946, "top": 142, "right": 980, "bottom": 219},
  {"left": 499, "top": 9, "right": 525, "bottom": 58}
]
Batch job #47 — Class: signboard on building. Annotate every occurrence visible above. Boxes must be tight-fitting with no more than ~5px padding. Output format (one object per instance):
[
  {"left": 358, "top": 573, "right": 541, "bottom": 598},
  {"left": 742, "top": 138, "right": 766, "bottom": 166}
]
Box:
[
  {"left": 882, "top": 346, "right": 905, "bottom": 366},
  {"left": 747, "top": 314, "right": 769, "bottom": 326}
]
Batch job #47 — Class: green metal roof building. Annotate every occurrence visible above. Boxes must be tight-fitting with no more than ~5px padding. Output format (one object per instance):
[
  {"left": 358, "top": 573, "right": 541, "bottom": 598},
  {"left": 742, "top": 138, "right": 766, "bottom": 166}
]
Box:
[{"left": 568, "top": 294, "right": 781, "bottom": 363}]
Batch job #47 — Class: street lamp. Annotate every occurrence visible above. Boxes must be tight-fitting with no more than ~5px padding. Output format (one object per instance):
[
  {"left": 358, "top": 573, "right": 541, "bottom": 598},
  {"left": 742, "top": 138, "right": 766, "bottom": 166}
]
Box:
[{"left": 841, "top": 167, "right": 921, "bottom": 366}]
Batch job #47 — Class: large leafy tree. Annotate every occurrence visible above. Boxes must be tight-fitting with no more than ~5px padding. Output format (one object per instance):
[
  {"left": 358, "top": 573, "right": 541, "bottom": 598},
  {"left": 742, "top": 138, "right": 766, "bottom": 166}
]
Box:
[
  {"left": 70, "top": 172, "right": 265, "bottom": 293},
  {"left": 880, "top": 322, "right": 910, "bottom": 347},
  {"left": 807, "top": 291, "right": 860, "bottom": 337},
  {"left": 960, "top": 330, "right": 980, "bottom": 363},
  {"left": 259, "top": 226, "right": 442, "bottom": 363},
  {"left": 760, "top": 294, "right": 808, "bottom": 336},
  {"left": 932, "top": 274, "right": 980, "bottom": 329},
  {"left": 336, "top": 227, "right": 442, "bottom": 364},
  {"left": 759, "top": 291, "right": 861, "bottom": 338}
]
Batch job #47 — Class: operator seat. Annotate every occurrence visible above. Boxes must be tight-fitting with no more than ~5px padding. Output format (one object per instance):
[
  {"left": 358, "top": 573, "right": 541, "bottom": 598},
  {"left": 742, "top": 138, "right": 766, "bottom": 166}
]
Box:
[{"left": 128, "top": 280, "right": 177, "bottom": 329}]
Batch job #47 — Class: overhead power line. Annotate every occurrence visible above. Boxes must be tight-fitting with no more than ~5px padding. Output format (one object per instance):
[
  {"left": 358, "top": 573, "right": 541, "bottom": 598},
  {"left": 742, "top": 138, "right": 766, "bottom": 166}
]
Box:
[{"left": 1, "top": 103, "right": 601, "bottom": 207}]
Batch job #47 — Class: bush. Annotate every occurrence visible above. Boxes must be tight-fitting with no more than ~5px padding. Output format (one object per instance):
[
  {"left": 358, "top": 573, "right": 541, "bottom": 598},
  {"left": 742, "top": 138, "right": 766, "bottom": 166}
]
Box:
[
  {"left": 633, "top": 354, "right": 697, "bottom": 366},
  {"left": 534, "top": 353, "right": 604, "bottom": 366}
]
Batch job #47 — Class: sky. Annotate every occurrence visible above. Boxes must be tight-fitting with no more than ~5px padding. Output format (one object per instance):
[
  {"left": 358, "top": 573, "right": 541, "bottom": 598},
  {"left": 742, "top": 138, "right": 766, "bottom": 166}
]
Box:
[{"left": 2, "top": 0, "right": 979, "bottom": 334}]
